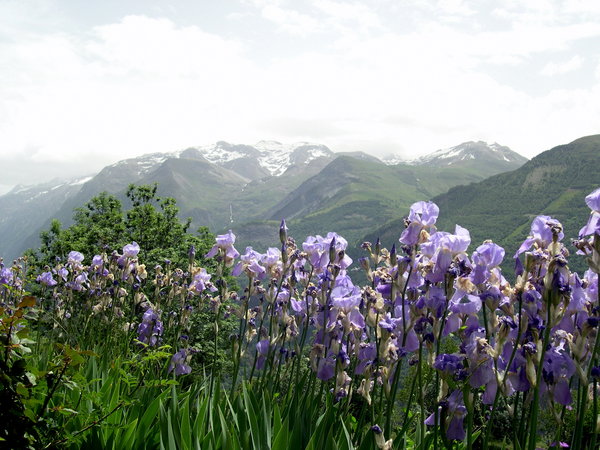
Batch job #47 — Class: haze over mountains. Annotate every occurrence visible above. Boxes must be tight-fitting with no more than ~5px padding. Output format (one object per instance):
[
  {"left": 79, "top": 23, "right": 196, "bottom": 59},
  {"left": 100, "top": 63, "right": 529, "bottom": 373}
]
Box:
[{"left": 1, "top": 139, "right": 529, "bottom": 262}]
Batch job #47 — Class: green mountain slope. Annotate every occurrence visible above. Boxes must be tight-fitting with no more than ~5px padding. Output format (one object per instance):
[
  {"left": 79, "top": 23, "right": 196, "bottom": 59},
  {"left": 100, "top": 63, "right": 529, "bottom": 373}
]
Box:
[
  {"left": 236, "top": 152, "right": 526, "bottom": 255},
  {"left": 363, "top": 135, "right": 600, "bottom": 274}
]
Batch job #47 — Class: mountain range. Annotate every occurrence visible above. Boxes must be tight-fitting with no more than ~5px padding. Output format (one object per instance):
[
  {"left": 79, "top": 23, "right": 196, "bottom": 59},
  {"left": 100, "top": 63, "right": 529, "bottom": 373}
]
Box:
[
  {"left": 365, "top": 134, "right": 600, "bottom": 275},
  {"left": 0, "top": 140, "right": 528, "bottom": 262}
]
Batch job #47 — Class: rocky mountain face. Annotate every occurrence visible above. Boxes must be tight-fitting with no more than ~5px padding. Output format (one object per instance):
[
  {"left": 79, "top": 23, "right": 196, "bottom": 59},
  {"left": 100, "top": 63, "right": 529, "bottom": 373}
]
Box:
[{"left": 0, "top": 140, "right": 527, "bottom": 261}]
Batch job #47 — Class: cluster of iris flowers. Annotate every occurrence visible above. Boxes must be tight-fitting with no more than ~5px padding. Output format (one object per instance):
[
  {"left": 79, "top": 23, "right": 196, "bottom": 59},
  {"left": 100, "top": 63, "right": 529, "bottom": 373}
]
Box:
[{"left": 4, "top": 187, "right": 598, "bottom": 447}]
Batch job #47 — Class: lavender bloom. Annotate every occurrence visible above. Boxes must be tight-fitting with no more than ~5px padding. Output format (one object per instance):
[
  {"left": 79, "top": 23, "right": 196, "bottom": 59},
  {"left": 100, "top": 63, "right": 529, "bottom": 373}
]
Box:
[
  {"left": 421, "top": 225, "right": 471, "bottom": 283},
  {"left": 57, "top": 267, "right": 69, "bottom": 281},
  {"left": 37, "top": 271, "right": 57, "bottom": 287},
  {"left": 67, "top": 251, "right": 85, "bottom": 269},
  {"left": 189, "top": 268, "right": 216, "bottom": 294},
  {"left": 400, "top": 201, "right": 439, "bottom": 246},
  {"left": 256, "top": 339, "right": 270, "bottom": 370},
  {"left": 433, "top": 354, "right": 464, "bottom": 375},
  {"left": 449, "top": 294, "right": 482, "bottom": 316},
  {"left": 123, "top": 242, "right": 140, "bottom": 258},
  {"left": 262, "top": 247, "right": 281, "bottom": 269},
  {"left": 331, "top": 282, "right": 362, "bottom": 311},
  {"left": 137, "top": 308, "right": 163, "bottom": 346},
  {"left": 445, "top": 390, "right": 467, "bottom": 440},
  {"left": 355, "top": 342, "right": 377, "bottom": 374},
  {"left": 378, "top": 313, "right": 401, "bottom": 332},
  {"left": 232, "top": 247, "right": 266, "bottom": 279},
  {"left": 425, "top": 390, "right": 467, "bottom": 441},
  {"left": 515, "top": 215, "right": 564, "bottom": 257},
  {"left": 542, "top": 343, "right": 576, "bottom": 405},
  {"left": 579, "top": 187, "right": 600, "bottom": 236},
  {"left": 471, "top": 242, "right": 505, "bottom": 284},
  {"left": 168, "top": 349, "right": 192, "bottom": 375},
  {"left": 316, "top": 353, "right": 336, "bottom": 381},
  {"left": 302, "top": 232, "right": 352, "bottom": 271},
  {"left": 0, "top": 267, "right": 12, "bottom": 285},
  {"left": 92, "top": 255, "right": 104, "bottom": 267},
  {"left": 205, "top": 230, "right": 240, "bottom": 265}
]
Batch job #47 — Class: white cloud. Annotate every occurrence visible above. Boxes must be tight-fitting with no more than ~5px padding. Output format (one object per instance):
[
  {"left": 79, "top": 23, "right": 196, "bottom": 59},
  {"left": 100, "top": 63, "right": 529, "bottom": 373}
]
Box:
[
  {"left": 260, "top": 4, "right": 320, "bottom": 36},
  {"left": 1, "top": 2, "right": 600, "bottom": 192},
  {"left": 541, "top": 55, "right": 584, "bottom": 76}
]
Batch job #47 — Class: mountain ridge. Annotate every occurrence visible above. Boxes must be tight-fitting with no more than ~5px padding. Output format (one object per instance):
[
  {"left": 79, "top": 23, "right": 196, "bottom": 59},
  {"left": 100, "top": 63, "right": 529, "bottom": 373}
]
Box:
[
  {"left": 363, "top": 134, "right": 600, "bottom": 274},
  {"left": 0, "top": 140, "right": 527, "bottom": 262}
]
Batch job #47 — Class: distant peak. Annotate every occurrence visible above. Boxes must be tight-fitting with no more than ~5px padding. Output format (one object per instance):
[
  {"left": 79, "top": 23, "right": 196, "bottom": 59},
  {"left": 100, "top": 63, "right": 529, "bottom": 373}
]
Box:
[{"left": 382, "top": 140, "right": 527, "bottom": 167}]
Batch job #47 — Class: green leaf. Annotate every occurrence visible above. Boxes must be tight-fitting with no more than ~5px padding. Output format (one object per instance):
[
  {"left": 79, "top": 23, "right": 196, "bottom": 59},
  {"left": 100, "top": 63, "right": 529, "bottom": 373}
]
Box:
[
  {"left": 338, "top": 420, "right": 354, "bottom": 450},
  {"left": 139, "top": 391, "right": 165, "bottom": 439},
  {"left": 242, "top": 384, "right": 261, "bottom": 450},
  {"left": 180, "top": 393, "right": 192, "bottom": 450},
  {"left": 167, "top": 410, "right": 177, "bottom": 450},
  {"left": 271, "top": 413, "right": 289, "bottom": 450}
]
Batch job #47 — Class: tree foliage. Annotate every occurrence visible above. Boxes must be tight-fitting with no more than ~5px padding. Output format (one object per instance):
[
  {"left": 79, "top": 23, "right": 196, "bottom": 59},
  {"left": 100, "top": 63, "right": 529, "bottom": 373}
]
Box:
[{"left": 29, "top": 183, "right": 214, "bottom": 271}]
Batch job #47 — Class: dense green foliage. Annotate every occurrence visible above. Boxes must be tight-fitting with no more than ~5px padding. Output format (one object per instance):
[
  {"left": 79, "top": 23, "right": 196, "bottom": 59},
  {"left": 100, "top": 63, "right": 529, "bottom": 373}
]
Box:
[{"left": 28, "top": 184, "right": 214, "bottom": 271}]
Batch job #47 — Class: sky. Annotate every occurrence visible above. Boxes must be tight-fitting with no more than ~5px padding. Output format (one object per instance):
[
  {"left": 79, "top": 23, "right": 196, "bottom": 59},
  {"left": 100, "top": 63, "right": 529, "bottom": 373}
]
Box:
[{"left": 1, "top": 0, "right": 600, "bottom": 195}]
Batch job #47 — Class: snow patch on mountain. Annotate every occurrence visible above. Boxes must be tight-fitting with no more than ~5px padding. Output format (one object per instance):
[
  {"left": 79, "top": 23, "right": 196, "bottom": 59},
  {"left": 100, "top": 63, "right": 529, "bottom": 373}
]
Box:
[
  {"left": 69, "top": 176, "right": 94, "bottom": 186},
  {"left": 190, "top": 140, "right": 334, "bottom": 176},
  {"left": 383, "top": 141, "right": 526, "bottom": 167}
]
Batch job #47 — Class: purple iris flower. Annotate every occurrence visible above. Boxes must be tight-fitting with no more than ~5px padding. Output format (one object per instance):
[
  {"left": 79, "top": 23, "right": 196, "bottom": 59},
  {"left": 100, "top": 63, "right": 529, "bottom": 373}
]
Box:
[
  {"left": 189, "top": 268, "right": 215, "bottom": 294},
  {"left": 400, "top": 201, "right": 439, "bottom": 246},
  {"left": 445, "top": 390, "right": 467, "bottom": 440},
  {"left": 91, "top": 255, "right": 104, "bottom": 267},
  {"left": 433, "top": 353, "right": 464, "bottom": 375},
  {"left": 68, "top": 251, "right": 84, "bottom": 267},
  {"left": 137, "top": 308, "right": 163, "bottom": 346},
  {"left": 355, "top": 342, "right": 377, "bottom": 374},
  {"left": 425, "top": 390, "right": 467, "bottom": 441},
  {"left": 379, "top": 312, "right": 401, "bottom": 332},
  {"left": 123, "top": 242, "right": 140, "bottom": 258},
  {"left": 205, "top": 230, "right": 240, "bottom": 265},
  {"left": 37, "top": 271, "right": 57, "bottom": 287},
  {"left": 515, "top": 215, "right": 564, "bottom": 257},
  {"left": 57, "top": 267, "right": 69, "bottom": 281},
  {"left": 303, "top": 233, "right": 352, "bottom": 270},
  {"left": 471, "top": 242, "right": 505, "bottom": 284},
  {"left": 331, "top": 284, "right": 362, "bottom": 310},
  {"left": 0, "top": 267, "right": 13, "bottom": 285},
  {"left": 542, "top": 343, "right": 575, "bottom": 405},
  {"left": 262, "top": 247, "right": 281, "bottom": 268},
  {"left": 256, "top": 339, "right": 270, "bottom": 370},
  {"left": 422, "top": 225, "right": 471, "bottom": 283},
  {"left": 449, "top": 294, "right": 482, "bottom": 316},
  {"left": 316, "top": 353, "right": 336, "bottom": 380},
  {"left": 585, "top": 187, "right": 600, "bottom": 211},
  {"left": 232, "top": 247, "right": 266, "bottom": 279},
  {"left": 579, "top": 187, "right": 600, "bottom": 236},
  {"left": 168, "top": 349, "right": 192, "bottom": 375}
]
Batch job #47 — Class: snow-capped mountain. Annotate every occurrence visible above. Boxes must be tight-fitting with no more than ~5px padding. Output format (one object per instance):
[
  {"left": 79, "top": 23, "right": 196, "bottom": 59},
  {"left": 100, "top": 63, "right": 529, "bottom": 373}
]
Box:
[
  {"left": 189, "top": 140, "right": 335, "bottom": 177},
  {"left": 383, "top": 141, "right": 527, "bottom": 169},
  {"left": 0, "top": 138, "right": 528, "bottom": 263},
  {"left": 103, "top": 141, "right": 336, "bottom": 181}
]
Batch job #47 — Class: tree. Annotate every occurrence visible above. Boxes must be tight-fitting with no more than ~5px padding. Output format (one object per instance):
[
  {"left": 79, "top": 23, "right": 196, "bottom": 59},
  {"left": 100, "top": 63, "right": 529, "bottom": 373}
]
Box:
[{"left": 29, "top": 184, "right": 214, "bottom": 272}]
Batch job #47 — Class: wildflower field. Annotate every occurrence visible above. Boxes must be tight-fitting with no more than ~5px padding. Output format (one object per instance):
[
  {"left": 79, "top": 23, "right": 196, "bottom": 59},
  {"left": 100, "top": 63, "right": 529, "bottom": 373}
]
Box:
[{"left": 2, "top": 187, "right": 600, "bottom": 449}]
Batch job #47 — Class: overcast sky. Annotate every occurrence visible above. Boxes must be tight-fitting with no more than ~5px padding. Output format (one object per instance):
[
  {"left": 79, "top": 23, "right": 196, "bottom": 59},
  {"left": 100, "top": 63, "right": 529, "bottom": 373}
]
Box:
[{"left": 1, "top": 0, "right": 600, "bottom": 195}]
